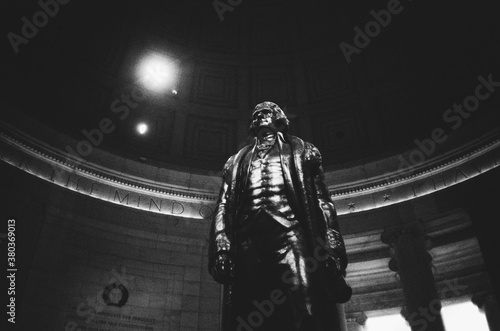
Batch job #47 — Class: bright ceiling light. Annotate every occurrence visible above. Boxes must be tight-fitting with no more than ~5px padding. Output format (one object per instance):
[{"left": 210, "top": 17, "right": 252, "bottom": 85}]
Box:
[
  {"left": 137, "top": 53, "right": 178, "bottom": 92},
  {"left": 136, "top": 122, "right": 148, "bottom": 135}
]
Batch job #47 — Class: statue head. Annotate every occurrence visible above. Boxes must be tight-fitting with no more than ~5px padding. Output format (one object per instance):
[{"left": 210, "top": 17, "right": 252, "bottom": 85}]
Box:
[{"left": 249, "top": 101, "right": 289, "bottom": 136}]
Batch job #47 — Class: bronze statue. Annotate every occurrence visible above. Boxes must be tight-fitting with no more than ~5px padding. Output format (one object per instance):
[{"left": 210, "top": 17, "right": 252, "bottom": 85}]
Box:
[{"left": 209, "top": 101, "right": 351, "bottom": 331}]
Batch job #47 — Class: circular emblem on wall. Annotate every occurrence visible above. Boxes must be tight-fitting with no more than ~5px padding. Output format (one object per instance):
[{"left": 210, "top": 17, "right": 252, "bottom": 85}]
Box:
[{"left": 102, "top": 283, "right": 129, "bottom": 307}]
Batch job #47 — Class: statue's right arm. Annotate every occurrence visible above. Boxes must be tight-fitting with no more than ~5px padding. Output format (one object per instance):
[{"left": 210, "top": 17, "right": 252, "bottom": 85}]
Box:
[{"left": 208, "top": 156, "right": 235, "bottom": 284}]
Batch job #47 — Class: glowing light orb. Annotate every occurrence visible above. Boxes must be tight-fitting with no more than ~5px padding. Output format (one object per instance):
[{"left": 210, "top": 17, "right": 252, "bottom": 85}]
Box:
[
  {"left": 137, "top": 53, "right": 177, "bottom": 92},
  {"left": 136, "top": 123, "right": 148, "bottom": 135}
]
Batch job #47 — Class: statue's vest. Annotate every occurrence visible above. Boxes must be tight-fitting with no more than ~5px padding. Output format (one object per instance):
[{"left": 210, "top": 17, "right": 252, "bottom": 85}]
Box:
[{"left": 241, "top": 142, "right": 297, "bottom": 228}]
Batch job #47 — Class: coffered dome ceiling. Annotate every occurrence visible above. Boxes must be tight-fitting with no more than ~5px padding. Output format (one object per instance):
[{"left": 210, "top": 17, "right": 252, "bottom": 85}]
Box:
[{"left": 4, "top": 0, "right": 499, "bottom": 172}]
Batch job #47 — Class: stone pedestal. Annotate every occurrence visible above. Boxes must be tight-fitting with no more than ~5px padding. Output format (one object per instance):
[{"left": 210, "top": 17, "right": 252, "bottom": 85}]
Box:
[
  {"left": 382, "top": 223, "right": 445, "bottom": 331},
  {"left": 472, "top": 292, "right": 500, "bottom": 331}
]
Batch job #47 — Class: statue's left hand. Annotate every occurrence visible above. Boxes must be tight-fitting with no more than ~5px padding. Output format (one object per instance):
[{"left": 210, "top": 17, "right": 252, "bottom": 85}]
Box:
[
  {"left": 325, "top": 254, "right": 343, "bottom": 277},
  {"left": 211, "top": 252, "right": 234, "bottom": 285},
  {"left": 325, "top": 254, "right": 352, "bottom": 303}
]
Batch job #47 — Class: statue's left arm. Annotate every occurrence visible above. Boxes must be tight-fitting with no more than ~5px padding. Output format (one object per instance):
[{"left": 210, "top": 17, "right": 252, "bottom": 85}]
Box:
[{"left": 306, "top": 144, "right": 348, "bottom": 272}]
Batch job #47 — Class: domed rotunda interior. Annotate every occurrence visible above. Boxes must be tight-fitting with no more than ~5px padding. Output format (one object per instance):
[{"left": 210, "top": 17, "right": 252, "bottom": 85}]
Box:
[{"left": 2, "top": 0, "right": 500, "bottom": 330}]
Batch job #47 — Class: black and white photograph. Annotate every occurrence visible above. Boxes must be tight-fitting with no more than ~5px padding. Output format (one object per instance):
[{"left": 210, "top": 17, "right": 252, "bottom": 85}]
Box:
[{"left": 2, "top": 0, "right": 500, "bottom": 330}]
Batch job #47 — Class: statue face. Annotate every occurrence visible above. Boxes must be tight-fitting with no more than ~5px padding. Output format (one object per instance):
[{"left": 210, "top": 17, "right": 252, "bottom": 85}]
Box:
[
  {"left": 250, "top": 101, "right": 289, "bottom": 135},
  {"left": 251, "top": 108, "right": 274, "bottom": 130}
]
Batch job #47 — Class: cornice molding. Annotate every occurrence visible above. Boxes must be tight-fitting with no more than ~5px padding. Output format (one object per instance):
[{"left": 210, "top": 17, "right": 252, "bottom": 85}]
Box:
[
  {"left": 328, "top": 130, "right": 500, "bottom": 214},
  {"left": 1, "top": 119, "right": 499, "bottom": 218},
  {"left": 0, "top": 123, "right": 216, "bottom": 219}
]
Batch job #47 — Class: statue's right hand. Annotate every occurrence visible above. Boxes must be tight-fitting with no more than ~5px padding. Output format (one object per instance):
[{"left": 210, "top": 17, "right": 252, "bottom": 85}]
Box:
[{"left": 212, "top": 252, "right": 234, "bottom": 285}]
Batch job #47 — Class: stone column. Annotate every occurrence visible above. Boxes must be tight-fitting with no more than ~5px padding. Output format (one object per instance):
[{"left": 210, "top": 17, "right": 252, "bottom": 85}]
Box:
[
  {"left": 381, "top": 223, "right": 445, "bottom": 331},
  {"left": 337, "top": 304, "right": 349, "bottom": 331},
  {"left": 472, "top": 292, "right": 500, "bottom": 331},
  {"left": 345, "top": 312, "right": 367, "bottom": 331}
]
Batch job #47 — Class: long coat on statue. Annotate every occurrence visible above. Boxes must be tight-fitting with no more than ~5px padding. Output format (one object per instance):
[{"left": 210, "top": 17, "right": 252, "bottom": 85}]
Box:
[{"left": 208, "top": 132, "right": 350, "bottom": 331}]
